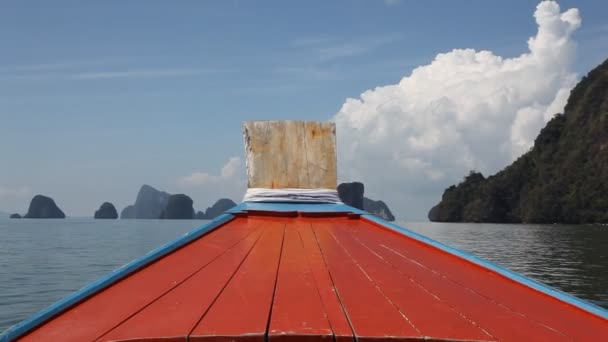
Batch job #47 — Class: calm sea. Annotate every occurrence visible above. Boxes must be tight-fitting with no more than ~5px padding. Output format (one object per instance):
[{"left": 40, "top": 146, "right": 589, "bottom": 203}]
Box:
[{"left": 1, "top": 218, "right": 607, "bottom": 332}]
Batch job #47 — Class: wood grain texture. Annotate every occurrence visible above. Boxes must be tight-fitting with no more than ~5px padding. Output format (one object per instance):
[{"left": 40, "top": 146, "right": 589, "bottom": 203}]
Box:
[
  {"left": 268, "top": 226, "right": 333, "bottom": 342},
  {"left": 244, "top": 121, "right": 337, "bottom": 189},
  {"left": 14, "top": 215, "right": 608, "bottom": 342},
  {"left": 295, "top": 223, "right": 355, "bottom": 342},
  {"left": 189, "top": 221, "right": 286, "bottom": 342},
  {"left": 18, "top": 221, "right": 254, "bottom": 342},
  {"left": 97, "top": 229, "right": 262, "bottom": 342}
]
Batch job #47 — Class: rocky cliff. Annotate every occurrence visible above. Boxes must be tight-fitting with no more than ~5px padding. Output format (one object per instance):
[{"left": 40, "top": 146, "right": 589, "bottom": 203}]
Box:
[
  {"left": 24, "top": 195, "right": 66, "bottom": 219},
  {"left": 94, "top": 202, "right": 118, "bottom": 219},
  {"left": 363, "top": 197, "right": 396, "bottom": 221},
  {"left": 161, "top": 194, "right": 195, "bottom": 219},
  {"left": 121, "top": 185, "right": 170, "bottom": 219},
  {"left": 429, "top": 58, "right": 608, "bottom": 224},
  {"left": 337, "top": 182, "right": 364, "bottom": 209},
  {"left": 197, "top": 198, "right": 237, "bottom": 219},
  {"left": 120, "top": 205, "right": 135, "bottom": 219}
]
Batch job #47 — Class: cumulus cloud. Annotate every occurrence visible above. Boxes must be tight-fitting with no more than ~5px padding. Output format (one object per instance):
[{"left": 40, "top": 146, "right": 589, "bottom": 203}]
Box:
[
  {"left": 178, "top": 157, "right": 243, "bottom": 187},
  {"left": 333, "top": 1, "right": 581, "bottom": 219}
]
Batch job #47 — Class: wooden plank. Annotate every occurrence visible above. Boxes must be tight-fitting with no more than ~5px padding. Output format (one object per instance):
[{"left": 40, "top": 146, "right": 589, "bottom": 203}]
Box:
[
  {"left": 189, "top": 221, "right": 285, "bottom": 342},
  {"left": 3, "top": 215, "right": 236, "bottom": 342},
  {"left": 296, "top": 221, "right": 354, "bottom": 342},
  {"left": 268, "top": 224, "right": 333, "bottom": 342},
  {"left": 328, "top": 223, "right": 493, "bottom": 341},
  {"left": 243, "top": 121, "right": 337, "bottom": 189},
  {"left": 97, "top": 228, "right": 263, "bottom": 342},
  {"left": 311, "top": 220, "right": 422, "bottom": 341},
  {"left": 19, "top": 219, "right": 255, "bottom": 342},
  {"left": 356, "top": 221, "right": 608, "bottom": 341},
  {"left": 349, "top": 220, "right": 572, "bottom": 341}
]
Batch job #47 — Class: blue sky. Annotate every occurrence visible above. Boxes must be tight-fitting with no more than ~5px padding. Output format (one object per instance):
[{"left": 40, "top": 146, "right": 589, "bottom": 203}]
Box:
[{"left": 1, "top": 1, "right": 607, "bottom": 219}]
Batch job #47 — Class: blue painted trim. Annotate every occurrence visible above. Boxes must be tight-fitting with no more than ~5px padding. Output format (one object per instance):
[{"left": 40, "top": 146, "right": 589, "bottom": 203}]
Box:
[
  {"left": 228, "top": 201, "right": 367, "bottom": 214},
  {"left": 361, "top": 214, "right": 608, "bottom": 320},
  {"left": 0, "top": 214, "right": 235, "bottom": 342},
  {"left": 3, "top": 201, "right": 605, "bottom": 342}
]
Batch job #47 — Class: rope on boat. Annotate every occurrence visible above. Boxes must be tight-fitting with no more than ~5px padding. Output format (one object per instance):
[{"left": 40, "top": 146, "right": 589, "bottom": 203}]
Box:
[{"left": 243, "top": 188, "right": 342, "bottom": 203}]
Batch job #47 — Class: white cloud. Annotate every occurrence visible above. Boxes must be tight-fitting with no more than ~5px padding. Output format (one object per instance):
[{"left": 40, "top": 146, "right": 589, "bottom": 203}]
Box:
[
  {"left": 317, "top": 35, "right": 401, "bottom": 62},
  {"left": 290, "top": 36, "right": 335, "bottom": 47},
  {"left": 72, "top": 68, "right": 223, "bottom": 80},
  {"left": 290, "top": 34, "right": 401, "bottom": 63},
  {"left": 178, "top": 157, "right": 243, "bottom": 187},
  {"left": 177, "top": 172, "right": 217, "bottom": 187},
  {"left": 0, "top": 58, "right": 132, "bottom": 73},
  {"left": 274, "top": 66, "right": 338, "bottom": 82},
  {"left": 384, "top": 0, "right": 401, "bottom": 6},
  {"left": 0, "top": 62, "right": 227, "bottom": 81},
  {"left": 220, "top": 157, "right": 242, "bottom": 179},
  {"left": 333, "top": 1, "right": 580, "bottom": 219},
  {"left": 175, "top": 157, "right": 246, "bottom": 209}
]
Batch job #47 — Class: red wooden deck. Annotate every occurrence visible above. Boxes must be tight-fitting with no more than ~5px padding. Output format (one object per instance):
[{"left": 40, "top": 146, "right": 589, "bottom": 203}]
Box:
[{"left": 17, "top": 215, "right": 608, "bottom": 341}]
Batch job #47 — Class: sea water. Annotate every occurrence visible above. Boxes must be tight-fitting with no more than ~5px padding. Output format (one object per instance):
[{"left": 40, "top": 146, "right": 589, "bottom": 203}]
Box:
[{"left": 1, "top": 218, "right": 606, "bottom": 331}]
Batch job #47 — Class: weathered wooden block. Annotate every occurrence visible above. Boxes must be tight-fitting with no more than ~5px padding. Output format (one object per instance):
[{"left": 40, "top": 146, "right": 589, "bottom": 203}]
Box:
[{"left": 243, "top": 121, "right": 337, "bottom": 189}]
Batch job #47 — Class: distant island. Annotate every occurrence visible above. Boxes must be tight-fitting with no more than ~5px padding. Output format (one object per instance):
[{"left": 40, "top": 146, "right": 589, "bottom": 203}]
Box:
[
  {"left": 23, "top": 195, "right": 66, "bottom": 219},
  {"left": 338, "top": 182, "right": 396, "bottom": 221},
  {"left": 4, "top": 183, "right": 394, "bottom": 221},
  {"left": 120, "top": 183, "right": 394, "bottom": 221},
  {"left": 196, "top": 198, "right": 237, "bottom": 220},
  {"left": 120, "top": 185, "right": 237, "bottom": 220},
  {"left": 94, "top": 202, "right": 118, "bottom": 219},
  {"left": 429, "top": 58, "right": 608, "bottom": 224},
  {"left": 8, "top": 194, "right": 68, "bottom": 219},
  {"left": 120, "top": 185, "right": 170, "bottom": 219},
  {"left": 160, "top": 194, "right": 195, "bottom": 220}
]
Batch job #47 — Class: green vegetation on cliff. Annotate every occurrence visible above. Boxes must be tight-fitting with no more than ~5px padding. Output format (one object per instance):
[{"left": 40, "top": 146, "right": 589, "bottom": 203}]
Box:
[{"left": 429, "top": 58, "right": 608, "bottom": 224}]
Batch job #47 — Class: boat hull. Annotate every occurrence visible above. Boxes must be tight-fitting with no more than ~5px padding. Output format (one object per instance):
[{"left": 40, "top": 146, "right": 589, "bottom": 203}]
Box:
[{"left": 2, "top": 203, "right": 607, "bottom": 341}]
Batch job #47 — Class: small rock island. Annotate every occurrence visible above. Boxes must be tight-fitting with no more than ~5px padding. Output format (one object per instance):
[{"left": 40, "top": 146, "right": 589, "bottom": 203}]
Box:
[
  {"left": 161, "top": 194, "right": 195, "bottom": 219},
  {"left": 196, "top": 199, "right": 237, "bottom": 220},
  {"left": 120, "top": 184, "right": 238, "bottom": 220},
  {"left": 24, "top": 195, "right": 66, "bottom": 219},
  {"left": 337, "top": 182, "right": 364, "bottom": 209},
  {"left": 363, "top": 197, "right": 396, "bottom": 222},
  {"left": 10, "top": 213, "right": 21, "bottom": 219},
  {"left": 115, "top": 183, "right": 393, "bottom": 221},
  {"left": 338, "top": 182, "right": 396, "bottom": 221},
  {"left": 120, "top": 185, "right": 170, "bottom": 219},
  {"left": 94, "top": 202, "right": 118, "bottom": 219}
]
